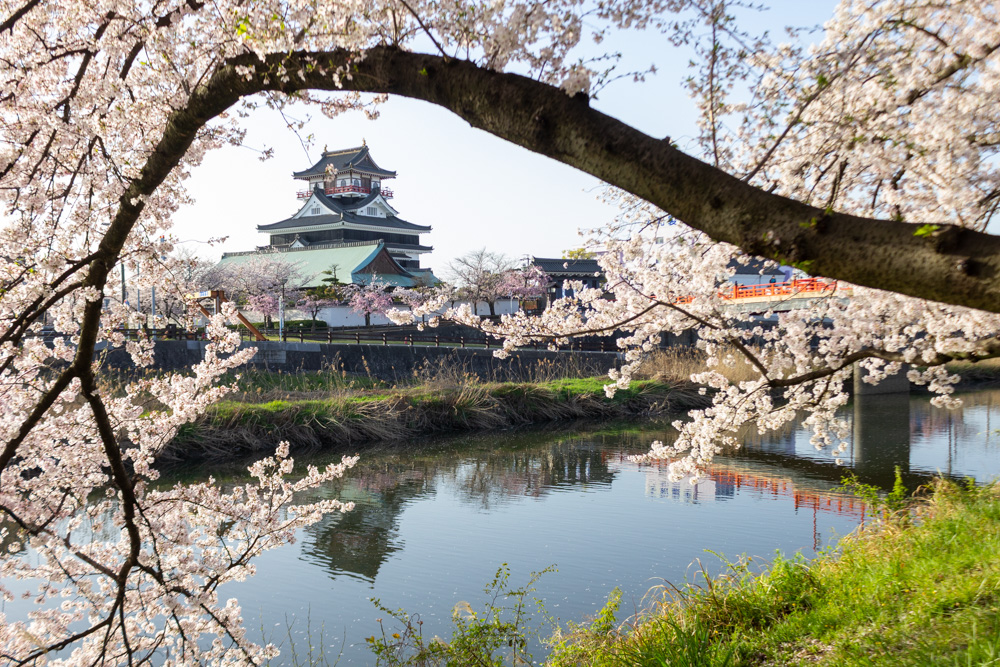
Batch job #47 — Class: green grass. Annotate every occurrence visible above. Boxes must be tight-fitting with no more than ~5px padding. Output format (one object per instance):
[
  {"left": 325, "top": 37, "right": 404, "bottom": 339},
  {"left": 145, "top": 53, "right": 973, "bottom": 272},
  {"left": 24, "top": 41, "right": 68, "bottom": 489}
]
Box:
[
  {"left": 548, "top": 480, "right": 1000, "bottom": 666},
  {"left": 164, "top": 376, "right": 707, "bottom": 462},
  {"left": 226, "top": 367, "right": 386, "bottom": 396}
]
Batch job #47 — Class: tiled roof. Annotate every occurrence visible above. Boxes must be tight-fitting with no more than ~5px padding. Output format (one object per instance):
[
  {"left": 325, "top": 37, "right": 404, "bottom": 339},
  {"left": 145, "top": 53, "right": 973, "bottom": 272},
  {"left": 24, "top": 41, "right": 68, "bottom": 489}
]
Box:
[
  {"left": 324, "top": 188, "right": 381, "bottom": 211},
  {"left": 292, "top": 145, "right": 397, "bottom": 180},
  {"left": 726, "top": 257, "right": 784, "bottom": 276},
  {"left": 258, "top": 188, "right": 430, "bottom": 233},
  {"left": 530, "top": 257, "right": 603, "bottom": 276},
  {"left": 385, "top": 243, "right": 434, "bottom": 252},
  {"left": 218, "top": 241, "right": 419, "bottom": 287},
  {"left": 257, "top": 213, "right": 431, "bottom": 233}
]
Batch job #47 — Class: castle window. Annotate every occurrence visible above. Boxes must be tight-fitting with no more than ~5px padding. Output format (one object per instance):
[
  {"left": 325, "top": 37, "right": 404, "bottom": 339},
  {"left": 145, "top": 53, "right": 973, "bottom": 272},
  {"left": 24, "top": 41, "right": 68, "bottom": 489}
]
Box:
[{"left": 311, "top": 206, "right": 320, "bottom": 215}]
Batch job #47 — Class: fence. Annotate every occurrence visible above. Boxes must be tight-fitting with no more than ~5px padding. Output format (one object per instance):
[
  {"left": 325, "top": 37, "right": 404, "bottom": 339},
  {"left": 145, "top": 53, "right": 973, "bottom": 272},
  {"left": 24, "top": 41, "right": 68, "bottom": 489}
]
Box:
[{"left": 106, "top": 327, "right": 623, "bottom": 352}]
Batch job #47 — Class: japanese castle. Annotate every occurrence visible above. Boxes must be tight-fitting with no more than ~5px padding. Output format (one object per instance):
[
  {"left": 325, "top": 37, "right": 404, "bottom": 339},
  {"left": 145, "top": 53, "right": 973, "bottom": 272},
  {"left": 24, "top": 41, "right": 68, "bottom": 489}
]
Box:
[{"left": 218, "top": 143, "right": 436, "bottom": 287}]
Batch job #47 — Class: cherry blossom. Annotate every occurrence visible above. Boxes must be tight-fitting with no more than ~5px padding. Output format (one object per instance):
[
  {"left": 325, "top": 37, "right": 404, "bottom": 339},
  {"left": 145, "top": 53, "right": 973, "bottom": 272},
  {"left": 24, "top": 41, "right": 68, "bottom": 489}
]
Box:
[
  {"left": 2, "top": 0, "right": 1000, "bottom": 661},
  {"left": 345, "top": 277, "right": 394, "bottom": 327}
]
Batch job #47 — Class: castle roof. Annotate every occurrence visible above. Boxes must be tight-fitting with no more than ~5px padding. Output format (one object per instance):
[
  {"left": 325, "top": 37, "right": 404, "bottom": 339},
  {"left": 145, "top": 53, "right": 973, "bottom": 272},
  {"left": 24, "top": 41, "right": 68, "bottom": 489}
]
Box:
[
  {"left": 530, "top": 257, "right": 603, "bottom": 276},
  {"left": 258, "top": 187, "right": 430, "bottom": 233},
  {"left": 726, "top": 257, "right": 784, "bottom": 276},
  {"left": 292, "top": 145, "right": 397, "bottom": 180},
  {"left": 218, "top": 241, "right": 421, "bottom": 287}
]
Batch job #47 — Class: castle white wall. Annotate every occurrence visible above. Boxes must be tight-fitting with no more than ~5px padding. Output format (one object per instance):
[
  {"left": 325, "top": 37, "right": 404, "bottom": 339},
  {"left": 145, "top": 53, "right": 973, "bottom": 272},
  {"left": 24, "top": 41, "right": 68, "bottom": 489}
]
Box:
[{"left": 240, "top": 298, "right": 522, "bottom": 329}]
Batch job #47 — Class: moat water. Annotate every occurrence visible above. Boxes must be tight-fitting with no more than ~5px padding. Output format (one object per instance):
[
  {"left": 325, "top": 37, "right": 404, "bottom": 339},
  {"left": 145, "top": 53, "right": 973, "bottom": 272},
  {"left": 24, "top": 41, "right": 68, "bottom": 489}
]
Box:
[
  {"left": 221, "top": 389, "right": 1000, "bottom": 662},
  {"left": 7, "top": 389, "right": 1000, "bottom": 663}
]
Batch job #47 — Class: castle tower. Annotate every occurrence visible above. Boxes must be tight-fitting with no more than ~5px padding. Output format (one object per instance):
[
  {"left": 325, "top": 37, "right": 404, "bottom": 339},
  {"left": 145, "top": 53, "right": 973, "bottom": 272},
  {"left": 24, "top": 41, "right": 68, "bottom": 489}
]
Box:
[{"left": 219, "top": 144, "right": 437, "bottom": 288}]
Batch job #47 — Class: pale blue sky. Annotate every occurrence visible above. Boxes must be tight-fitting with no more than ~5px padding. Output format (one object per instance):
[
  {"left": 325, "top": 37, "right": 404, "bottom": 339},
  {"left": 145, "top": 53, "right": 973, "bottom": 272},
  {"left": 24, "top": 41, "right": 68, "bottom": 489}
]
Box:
[{"left": 171, "top": 2, "right": 835, "bottom": 276}]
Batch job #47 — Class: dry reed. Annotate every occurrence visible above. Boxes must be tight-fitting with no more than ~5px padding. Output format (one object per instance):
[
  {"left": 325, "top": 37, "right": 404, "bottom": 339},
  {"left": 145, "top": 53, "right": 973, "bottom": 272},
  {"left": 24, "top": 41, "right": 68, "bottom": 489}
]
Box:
[{"left": 634, "top": 347, "right": 761, "bottom": 385}]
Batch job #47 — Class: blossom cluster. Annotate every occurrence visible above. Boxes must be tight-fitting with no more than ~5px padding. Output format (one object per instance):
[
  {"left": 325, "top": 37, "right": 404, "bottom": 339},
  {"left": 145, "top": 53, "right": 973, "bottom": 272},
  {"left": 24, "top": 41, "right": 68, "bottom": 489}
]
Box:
[{"left": 1, "top": 0, "right": 998, "bottom": 661}]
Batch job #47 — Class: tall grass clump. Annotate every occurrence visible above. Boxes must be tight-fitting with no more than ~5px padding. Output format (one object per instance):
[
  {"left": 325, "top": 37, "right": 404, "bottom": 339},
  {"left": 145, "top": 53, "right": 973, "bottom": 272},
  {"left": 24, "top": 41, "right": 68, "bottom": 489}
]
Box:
[
  {"left": 944, "top": 356, "right": 1000, "bottom": 385},
  {"left": 163, "top": 353, "right": 709, "bottom": 462},
  {"left": 635, "top": 347, "right": 760, "bottom": 385},
  {"left": 166, "top": 374, "right": 708, "bottom": 463}
]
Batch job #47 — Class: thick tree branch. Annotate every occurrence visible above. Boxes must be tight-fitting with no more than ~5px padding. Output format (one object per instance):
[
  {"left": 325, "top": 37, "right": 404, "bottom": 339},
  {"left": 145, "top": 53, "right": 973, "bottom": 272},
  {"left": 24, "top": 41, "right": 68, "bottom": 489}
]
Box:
[
  {"left": 0, "top": 0, "right": 40, "bottom": 34},
  {"left": 242, "top": 47, "right": 1000, "bottom": 314}
]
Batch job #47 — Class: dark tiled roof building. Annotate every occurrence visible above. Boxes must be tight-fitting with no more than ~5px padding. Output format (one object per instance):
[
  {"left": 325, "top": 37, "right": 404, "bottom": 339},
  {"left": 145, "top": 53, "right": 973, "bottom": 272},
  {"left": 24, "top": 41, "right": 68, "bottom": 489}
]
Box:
[{"left": 529, "top": 256, "right": 605, "bottom": 300}]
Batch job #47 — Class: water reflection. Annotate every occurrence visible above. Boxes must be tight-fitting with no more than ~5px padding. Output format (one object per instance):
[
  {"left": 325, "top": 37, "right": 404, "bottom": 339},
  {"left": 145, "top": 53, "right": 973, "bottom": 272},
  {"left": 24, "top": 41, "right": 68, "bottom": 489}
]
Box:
[
  {"left": 442, "top": 440, "right": 616, "bottom": 504},
  {"left": 296, "top": 440, "right": 619, "bottom": 582},
  {"left": 729, "top": 389, "right": 1000, "bottom": 488},
  {"left": 303, "top": 468, "right": 431, "bottom": 581},
  {"left": 9, "top": 390, "right": 1000, "bottom": 665},
  {"left": 284, "top": 389, "right": 1000, "bottom": 601},
  {"left": 852, "top": 393, "right": 911, "bottom": 485}
]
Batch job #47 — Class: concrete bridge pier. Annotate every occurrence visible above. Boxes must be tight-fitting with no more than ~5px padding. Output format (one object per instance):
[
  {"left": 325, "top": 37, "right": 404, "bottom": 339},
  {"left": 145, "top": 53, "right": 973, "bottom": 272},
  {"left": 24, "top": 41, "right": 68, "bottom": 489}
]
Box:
[
  {"left": 853, "top": 362, "right": 910, "bottom": 396},
  {"left": 852, "top": 391, "right": 911, "bottom": 487}
]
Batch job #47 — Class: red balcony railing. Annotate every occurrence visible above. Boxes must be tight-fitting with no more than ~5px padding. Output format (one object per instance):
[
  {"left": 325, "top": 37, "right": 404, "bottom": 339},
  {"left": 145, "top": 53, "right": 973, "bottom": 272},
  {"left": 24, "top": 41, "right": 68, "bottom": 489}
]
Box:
[
  {"left": 671, "top": 278, "right": 842, "bottom": 305},
  {"left": 297, "top": 185, "right": 394, "bottom": 199},
  {"left": 724, "top": 277, "right": 839, "bottom": 300}
]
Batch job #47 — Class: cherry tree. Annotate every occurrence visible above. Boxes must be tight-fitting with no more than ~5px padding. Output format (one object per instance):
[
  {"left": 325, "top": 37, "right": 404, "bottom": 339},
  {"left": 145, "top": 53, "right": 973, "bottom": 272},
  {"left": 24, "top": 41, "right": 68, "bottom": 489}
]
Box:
[
  {"left": 345, "top": 277, "right": 394, "bottom": 327},
  {"left": 297, "top": 293, "right": 337, "bottom": 330},
  {"left": 150, "top": 247, "right": 218, "bottom": 325},
  {"left": 215, "top": 256, "right": 305, "bottom": 304},
  {"left": 500, "top": 265, "right": 550, "bottom": 302},
  {"left": 247, "top": 293, "right": 280, "bottom": 328},
  {"left": 213, "top": 256, "right": 306, "bottom": 328},
  {"left": 448, "top": 249, "right": 519, "bottom": 316},
  {"left": 2, "top": 0, "right": 1000, "bottom": 662},
  {"left": 394, "top": 286, "right": 439, "bottom": 326}
]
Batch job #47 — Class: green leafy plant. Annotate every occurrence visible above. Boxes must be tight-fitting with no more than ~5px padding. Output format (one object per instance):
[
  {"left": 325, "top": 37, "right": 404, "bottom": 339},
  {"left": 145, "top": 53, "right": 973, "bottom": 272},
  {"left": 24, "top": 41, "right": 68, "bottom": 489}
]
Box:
[
  {"left": 913, "top": 223, "right": 941, "bottom": 237},
  {"left": 838, "top": 465, "right": 910, "bottom": 516},
  {"left": 367, "top": 564, "right": 555, "bottom": 666}
]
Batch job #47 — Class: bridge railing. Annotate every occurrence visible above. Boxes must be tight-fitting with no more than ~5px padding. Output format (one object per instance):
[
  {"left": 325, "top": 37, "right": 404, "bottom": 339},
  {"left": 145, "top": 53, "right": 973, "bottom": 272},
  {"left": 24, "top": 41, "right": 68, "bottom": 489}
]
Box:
[
  {"left": 726, "top": 278, "right": 840, "bottom": 300},
  {"left": 672, "top": 278, "right": 844, "bottom": 305}
]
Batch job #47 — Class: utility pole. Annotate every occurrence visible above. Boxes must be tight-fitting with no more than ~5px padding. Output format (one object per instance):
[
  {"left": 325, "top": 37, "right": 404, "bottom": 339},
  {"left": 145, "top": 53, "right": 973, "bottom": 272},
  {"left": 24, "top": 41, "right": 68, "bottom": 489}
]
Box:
[{"left": 278, "top": 294, "right": 284, "bottom": 340}]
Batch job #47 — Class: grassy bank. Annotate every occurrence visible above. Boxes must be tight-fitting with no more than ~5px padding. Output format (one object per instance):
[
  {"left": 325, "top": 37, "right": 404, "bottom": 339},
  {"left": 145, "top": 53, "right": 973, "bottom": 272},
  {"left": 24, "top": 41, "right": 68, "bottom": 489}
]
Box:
[
  {"left": 158, "top": 347, "right": 1000, "bottom": 463},
  {"left": 946, "top": 357, "right": 1000, "bottom": 386},
  {"left": 166, "top": 375, "right": 707, "bottom": 462},
  {"left": 544, "top": 480, "right": 1000, "bottom": 666}
]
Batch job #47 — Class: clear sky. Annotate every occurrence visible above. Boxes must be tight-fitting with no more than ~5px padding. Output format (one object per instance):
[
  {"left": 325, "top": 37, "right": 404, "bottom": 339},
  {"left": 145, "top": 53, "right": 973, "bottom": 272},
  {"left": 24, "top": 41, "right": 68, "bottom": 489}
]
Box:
[{"left": 170, "top": 2, "right": 835, "bottom": 278}]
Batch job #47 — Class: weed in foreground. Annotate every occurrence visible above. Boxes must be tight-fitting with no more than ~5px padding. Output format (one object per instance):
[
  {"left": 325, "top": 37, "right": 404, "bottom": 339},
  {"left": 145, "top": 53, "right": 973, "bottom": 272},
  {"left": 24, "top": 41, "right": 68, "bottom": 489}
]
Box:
[
  {"left": 367, "top": 564, "right": 556, "bottom": 666},
  {"left": 838, "top": 465, "right": 913, "bottom": 518}
]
